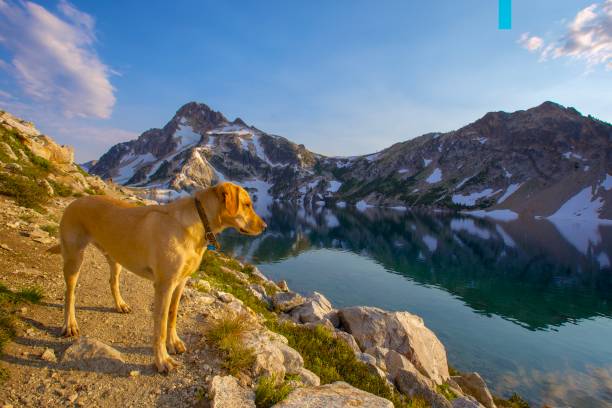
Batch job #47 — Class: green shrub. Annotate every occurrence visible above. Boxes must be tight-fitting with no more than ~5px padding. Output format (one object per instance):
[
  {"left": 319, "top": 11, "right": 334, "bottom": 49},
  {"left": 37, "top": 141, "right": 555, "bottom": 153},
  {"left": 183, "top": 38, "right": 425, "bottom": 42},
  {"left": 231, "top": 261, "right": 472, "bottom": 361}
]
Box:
[
  {"left": 494, "top": 393, "right": 531, "bottom": 408},
  {"left": 0, "top": 172, "right": 50, "bottom": 209},
  {"left": 48, "top": 180, "right": 73, "bottom": 197},
  {"left": 255, "top": 375, "right": 295, "bottom": 408},
  {"left": 40, "top": 224, "right": 58, "bottom": 236}
]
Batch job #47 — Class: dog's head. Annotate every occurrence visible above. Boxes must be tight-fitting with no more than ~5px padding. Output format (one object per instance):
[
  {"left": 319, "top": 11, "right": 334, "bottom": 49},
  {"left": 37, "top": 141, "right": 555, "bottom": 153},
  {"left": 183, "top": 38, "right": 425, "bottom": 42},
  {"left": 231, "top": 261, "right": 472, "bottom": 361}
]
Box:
[{"left": 211, "top": 182, "right": 267, "bottom": 236}]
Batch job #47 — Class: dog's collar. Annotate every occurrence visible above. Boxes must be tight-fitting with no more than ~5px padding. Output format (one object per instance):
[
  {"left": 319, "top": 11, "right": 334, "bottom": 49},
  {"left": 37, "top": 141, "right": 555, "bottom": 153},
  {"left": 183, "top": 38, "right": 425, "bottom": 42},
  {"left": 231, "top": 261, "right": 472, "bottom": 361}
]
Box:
[{"left": 194, "top": 196, "right": 220, "bottom": 251}]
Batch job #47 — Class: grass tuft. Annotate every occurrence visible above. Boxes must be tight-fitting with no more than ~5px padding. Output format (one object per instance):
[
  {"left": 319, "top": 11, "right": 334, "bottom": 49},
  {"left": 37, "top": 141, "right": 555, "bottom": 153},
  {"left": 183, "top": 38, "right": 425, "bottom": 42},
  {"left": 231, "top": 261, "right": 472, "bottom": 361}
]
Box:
[
  {"left": 206, "top": 313, "right": 255, "bottom": 376},
  {"left": 255, "top": 375, "right": 295, "bottom": 408}
]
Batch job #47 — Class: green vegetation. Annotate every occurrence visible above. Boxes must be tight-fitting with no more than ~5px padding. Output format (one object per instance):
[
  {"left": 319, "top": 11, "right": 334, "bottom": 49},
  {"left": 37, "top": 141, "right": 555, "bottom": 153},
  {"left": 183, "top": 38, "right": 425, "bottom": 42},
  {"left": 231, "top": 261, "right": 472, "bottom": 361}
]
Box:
[
  {"left": 495, "top": 393, "right": 531, "bottom": 408},
  {"left": 255, "top": 375, "right": 295, "bottom": 408},
  {"left": 40, "top": 224, "right": 59, "bottom": 236},
  {"left": 195, "top": 251, "right": 428, "bottom": 408},
  {"left": 436, "top": 383, "right": 458, "bottom": 401},
  {"left": 0, "top": 126, "right": 52, "bottom": 209},
  {"left": 0, "top": 284, "right": 43, "bottom": 382},
  {"left": 206, "top": 313, "right": 256, "bottom": 376},
  {"left": 48, "top": 179, "right": 73, "bottom": 197}
]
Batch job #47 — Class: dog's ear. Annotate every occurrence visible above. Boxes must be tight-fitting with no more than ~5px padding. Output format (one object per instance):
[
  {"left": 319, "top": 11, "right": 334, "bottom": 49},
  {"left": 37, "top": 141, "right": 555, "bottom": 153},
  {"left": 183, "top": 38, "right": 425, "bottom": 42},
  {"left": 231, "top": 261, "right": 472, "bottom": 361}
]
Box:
[{"left": 216, "top": 183, "right": 239, "bottom": 216}]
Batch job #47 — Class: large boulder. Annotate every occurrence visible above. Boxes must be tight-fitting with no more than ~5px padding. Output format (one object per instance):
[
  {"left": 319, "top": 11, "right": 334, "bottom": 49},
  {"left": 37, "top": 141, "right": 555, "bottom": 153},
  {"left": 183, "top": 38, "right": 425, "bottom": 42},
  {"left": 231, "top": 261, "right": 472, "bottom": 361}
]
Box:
[
  {"left": 453, "top": 373, "right": 496, "bottom": 408},
  {"left": 339, "top": 306, "right": 449, "bottom": 384},
  {"left": 453, "top": 397, "right": 487, "bottom": 408},
  {"left": 61, "top": 337, "right": 125, "bottom": 373},
  {"left": 272, "top": 381, "right": 393, "bottom": 408},
  {"left": 209, "top": 375, "right": 255, "bottom": 408}
]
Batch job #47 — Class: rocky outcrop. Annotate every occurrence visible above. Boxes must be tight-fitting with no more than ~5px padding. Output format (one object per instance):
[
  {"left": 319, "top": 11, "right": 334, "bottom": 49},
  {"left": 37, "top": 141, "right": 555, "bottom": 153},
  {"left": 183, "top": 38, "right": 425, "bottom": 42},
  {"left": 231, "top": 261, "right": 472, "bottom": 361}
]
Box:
[
  {"left": 271, "top": 381, "right": 394, "bottom": 408},
  {"left": 209, "top": 375, "right": 255, "bottom": 408},
  {"left": 338, "top": 306, "right": 450, "bottom": 384}
]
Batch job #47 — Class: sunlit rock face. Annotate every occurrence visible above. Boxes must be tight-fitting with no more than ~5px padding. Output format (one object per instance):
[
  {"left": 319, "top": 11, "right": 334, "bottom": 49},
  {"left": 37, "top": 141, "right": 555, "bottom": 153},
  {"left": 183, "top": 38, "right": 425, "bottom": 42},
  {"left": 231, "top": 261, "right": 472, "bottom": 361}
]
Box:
[{"left": 89, "top": 101, "right": 612, "bottom": 222}]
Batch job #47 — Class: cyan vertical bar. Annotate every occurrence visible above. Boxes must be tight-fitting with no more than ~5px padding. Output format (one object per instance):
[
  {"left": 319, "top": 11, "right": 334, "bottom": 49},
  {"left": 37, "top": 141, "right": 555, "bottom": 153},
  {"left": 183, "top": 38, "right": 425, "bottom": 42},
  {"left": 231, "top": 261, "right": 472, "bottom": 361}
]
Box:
[{"left": 499, "top": 0, "right": 512, "bottom": 30}]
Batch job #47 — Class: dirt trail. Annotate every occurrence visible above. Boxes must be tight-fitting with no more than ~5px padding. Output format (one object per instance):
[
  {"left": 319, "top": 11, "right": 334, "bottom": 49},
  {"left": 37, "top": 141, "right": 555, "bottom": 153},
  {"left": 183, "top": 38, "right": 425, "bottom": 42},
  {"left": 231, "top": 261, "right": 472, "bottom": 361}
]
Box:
[{"left": 0, "top": 197, "right": 215, "bottom": 407}]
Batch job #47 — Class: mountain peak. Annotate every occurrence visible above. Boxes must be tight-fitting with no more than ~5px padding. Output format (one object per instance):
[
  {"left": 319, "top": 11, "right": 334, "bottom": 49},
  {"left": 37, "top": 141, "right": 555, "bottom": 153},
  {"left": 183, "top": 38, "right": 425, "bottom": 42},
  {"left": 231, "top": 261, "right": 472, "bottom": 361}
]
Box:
[{"left": 171, "top": 101, "right": 228, "bottom": 130}]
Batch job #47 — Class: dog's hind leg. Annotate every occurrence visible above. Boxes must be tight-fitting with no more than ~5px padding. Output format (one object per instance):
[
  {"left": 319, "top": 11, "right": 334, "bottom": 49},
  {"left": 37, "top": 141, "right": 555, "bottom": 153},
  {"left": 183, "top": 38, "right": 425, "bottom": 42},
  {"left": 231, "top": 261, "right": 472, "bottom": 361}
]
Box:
[
  {"left": 167, "top": 278, "right": 187, "bottom": 355},
  {"left": 61, "top": 244, "right": 85, "bottom": 337},
  {"left": 105, "top": 255, "right": 132, "bottom": 313}
]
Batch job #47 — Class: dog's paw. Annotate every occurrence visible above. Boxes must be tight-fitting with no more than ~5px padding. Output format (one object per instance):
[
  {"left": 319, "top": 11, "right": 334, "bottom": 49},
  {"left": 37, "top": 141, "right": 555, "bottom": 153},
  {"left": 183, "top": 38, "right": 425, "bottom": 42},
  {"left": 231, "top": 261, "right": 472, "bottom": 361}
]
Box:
[
  {"left": 167, "top": 337, "right": 186, "bottom": 355},
  {"left": 61, "top": 322, "right": 80, "bottom": 337},
  {"left": 155, "top": 355, "right": 180, "bottom": 374},
  {"left": 116, "top": 302, "right": 132, "bottom": 313}
]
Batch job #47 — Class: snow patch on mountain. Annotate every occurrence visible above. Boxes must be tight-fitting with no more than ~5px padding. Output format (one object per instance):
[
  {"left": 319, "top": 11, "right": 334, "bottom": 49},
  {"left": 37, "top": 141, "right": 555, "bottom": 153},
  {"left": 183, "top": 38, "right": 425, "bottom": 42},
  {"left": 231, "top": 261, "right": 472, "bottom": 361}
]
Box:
[
  {"left": 452, "top": 188, "right": 501, "bottom": 207},
  {"left": 426, "top": 168, "right": 442, "bottom": 184}
]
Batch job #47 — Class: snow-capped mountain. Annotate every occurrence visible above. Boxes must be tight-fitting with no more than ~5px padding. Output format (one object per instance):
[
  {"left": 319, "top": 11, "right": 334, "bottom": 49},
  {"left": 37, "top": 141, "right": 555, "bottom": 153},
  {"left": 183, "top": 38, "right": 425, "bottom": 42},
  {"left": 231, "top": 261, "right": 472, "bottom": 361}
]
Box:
[{"left": 89, "top": 101, "right": 612, "bottom": 221}]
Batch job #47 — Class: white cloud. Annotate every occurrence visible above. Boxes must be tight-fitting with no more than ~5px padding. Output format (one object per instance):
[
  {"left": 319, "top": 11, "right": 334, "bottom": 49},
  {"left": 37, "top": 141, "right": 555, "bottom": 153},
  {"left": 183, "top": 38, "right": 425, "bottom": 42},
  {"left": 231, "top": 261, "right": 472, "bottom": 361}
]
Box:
[
  {"left": 0, "top": 0, "right": 116, "bottom": 118},
  {"left": 520, "top": 0, "right": 612, "bottom": 70},
  {"left": 519, "top": 33, "right": 544, "bottom": 52}
]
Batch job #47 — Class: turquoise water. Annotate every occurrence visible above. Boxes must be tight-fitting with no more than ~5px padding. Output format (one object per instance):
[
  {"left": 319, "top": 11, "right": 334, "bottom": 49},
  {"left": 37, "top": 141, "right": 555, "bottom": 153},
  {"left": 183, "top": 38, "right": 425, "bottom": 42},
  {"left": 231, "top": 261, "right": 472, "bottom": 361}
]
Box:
[{"left": 219, "top": 204, "right": 612, "bottom": 407}]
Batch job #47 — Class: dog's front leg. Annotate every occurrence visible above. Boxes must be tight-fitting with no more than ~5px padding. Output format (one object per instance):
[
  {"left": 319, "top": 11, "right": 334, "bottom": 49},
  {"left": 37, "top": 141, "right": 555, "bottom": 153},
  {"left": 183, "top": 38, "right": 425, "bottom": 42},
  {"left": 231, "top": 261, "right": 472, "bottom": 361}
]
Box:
[
  {"left": 153, "top": 279, "right": 179, "bottom": 373},
  {"left": 167, "top": 278, "right": 187, "bottom": 355}
]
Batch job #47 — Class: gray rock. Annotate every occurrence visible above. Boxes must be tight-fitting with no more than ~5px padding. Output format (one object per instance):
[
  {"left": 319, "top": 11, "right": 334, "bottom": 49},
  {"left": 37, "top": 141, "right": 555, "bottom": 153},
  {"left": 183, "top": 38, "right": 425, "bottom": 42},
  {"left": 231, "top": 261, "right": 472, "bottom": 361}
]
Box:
[
  {"left": 61, "top": 337, "right": 125, "bottom": 373},
  {"left": 339, "top": 306, "right": 450, "bottom": 384},
  {"left": 290, "top": 292, "right": 336, "bottom": 324},
  {"left": 453, "top": 373, "right": 496, "bottom": 408},
  {"left": 365, "top": 346, "right": 390, "bottom": 371},
  {"left": 384, "top": 349, "right": 412, "bottom": 380},
  {"left": 356, "top": 352, "right": 377, "bottom": 366},
  {"left": 453, "top": 396, "right": 486, "bottom": 408},
  {"left": 297, "top": 367, "right": 320, "bottom": 386},
  {"left": 272, "top": 292, "right": 305, "bottom": 312},
  {"left": 272, "top": 381, "right": 393, "bottom": 408},
  {"left": 209, "top": 375, "right": 255, "bottom": 408},
  {"left": 395, "top": 367, "right": 451, "bottom": 408}
]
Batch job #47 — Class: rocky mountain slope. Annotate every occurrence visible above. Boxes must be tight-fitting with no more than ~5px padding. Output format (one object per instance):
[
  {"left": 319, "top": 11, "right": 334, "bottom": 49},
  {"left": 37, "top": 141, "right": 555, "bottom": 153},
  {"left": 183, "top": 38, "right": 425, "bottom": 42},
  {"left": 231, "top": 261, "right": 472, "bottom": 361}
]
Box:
[{"left": 90, "top": 101, "right": 612, "bottom": 221}]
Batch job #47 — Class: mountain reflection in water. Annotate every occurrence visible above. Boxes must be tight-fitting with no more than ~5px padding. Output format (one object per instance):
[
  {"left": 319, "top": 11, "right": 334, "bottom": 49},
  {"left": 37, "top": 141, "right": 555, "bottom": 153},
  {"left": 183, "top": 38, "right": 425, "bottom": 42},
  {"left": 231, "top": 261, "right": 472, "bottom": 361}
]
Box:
[{"left": 218, "top": 203, "right": 612, "bottom": 407}]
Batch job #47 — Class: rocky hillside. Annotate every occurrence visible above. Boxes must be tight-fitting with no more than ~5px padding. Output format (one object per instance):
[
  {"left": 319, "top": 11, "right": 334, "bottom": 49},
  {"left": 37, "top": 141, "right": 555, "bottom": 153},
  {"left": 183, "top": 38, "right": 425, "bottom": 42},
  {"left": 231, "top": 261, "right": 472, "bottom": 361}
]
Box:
[
  {"left": 90, "top": 101, "right": 612, "bottom": 221},
  {"left": 0, "top": 110, "right": 152, "bottom": 210}
]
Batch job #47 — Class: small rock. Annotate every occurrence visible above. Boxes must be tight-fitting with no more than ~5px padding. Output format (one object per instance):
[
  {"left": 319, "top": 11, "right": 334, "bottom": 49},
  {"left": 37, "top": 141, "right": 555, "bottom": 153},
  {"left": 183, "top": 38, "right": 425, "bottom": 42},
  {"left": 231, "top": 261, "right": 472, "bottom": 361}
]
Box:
[
  {"left": 453, "top": 373, "right": 496, "bottom": 408},
  {"left": 217, "top": 291, "right": 234, "bottom": 303},
  {"left": 277, "top": 280, "right": 289, "bottom": 292},
  {"left": 209, "top": 375, "right": 255, "bottom": 408},
  {"left": 62, "top": 337, "right": 125, "bottom": 373},
  {"left": 272, "top": 292, "right": 305, "bottom": 312},
  {"left": 297, "top": 367, "right": 320, "bottom": 386},
  {"left": 332, "top": 330, "right": 361, "bottom": 354},
  {"left": 40, "top": 348, "right": 57, "bottom": 363},
  {"left": 68, "top": 393, "right": 78, "bottom": 403},
  {"left": 0, "top": 243, "right": 11, "bottom": 252},
  {"left": 129, "top": 370, "right": 140, "bottom": 377}
]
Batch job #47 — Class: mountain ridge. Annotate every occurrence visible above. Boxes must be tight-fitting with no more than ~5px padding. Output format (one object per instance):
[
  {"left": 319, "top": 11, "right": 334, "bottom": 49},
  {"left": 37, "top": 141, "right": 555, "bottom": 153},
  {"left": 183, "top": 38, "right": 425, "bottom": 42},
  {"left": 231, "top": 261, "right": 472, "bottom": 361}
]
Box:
[{"left": 88, "top": 101, "right": 612, "bottom": 221}]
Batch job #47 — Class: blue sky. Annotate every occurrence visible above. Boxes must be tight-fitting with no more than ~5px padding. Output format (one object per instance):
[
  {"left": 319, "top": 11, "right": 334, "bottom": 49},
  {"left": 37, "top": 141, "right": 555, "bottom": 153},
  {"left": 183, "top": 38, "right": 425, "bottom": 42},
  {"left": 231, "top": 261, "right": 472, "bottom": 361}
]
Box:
[{"left": 0, "top": 0, "right": 610, "bottom": 161}]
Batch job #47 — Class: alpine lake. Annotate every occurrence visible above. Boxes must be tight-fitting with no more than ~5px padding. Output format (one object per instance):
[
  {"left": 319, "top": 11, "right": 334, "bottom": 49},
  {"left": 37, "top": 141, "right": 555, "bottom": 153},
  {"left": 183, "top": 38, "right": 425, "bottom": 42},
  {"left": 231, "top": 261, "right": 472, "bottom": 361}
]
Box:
[{"left": 217, "top": 203, "right": 612, "bottom": 407}]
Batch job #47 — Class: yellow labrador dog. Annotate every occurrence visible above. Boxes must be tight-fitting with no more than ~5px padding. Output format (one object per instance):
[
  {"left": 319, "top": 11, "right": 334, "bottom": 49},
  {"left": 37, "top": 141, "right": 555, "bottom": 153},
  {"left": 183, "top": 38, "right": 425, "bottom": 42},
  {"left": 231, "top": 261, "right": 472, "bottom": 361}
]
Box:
[{"left": 49, "top": 182, "right": 266, "bottom": 373}]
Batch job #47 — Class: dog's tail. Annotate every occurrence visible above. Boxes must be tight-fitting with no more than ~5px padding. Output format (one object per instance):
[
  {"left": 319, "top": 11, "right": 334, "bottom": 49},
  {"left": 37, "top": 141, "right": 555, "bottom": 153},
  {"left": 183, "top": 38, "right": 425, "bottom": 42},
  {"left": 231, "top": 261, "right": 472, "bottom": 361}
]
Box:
[{"left": 47, "top": 244, "right": 61, "bottom": 255}]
